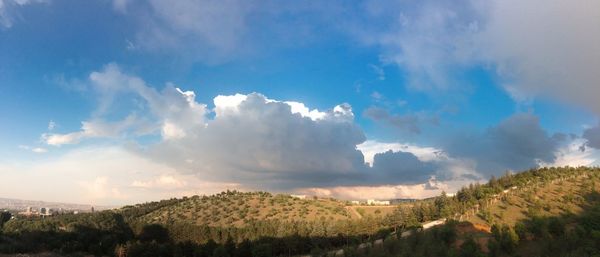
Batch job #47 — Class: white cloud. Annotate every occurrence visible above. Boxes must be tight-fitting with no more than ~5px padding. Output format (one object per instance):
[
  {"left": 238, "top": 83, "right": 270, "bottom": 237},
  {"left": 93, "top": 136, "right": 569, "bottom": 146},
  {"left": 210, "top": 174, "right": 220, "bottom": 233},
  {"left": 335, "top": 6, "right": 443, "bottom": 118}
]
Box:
[
  {"left": 478, "top": 0, "right": 600, "bottom": 113},
  {"left": 141, "top": 92, "right": 368, "bottom": 189},
  {"left": 115, "top": 1, "right": 345, "bottom": 63},
  {"left": 31, "top": 147, "right": 47, "bottom": 153},
  {"left": 0, "top": 146, "right": 238, "bottom": 205},
  {"left": 541, "top": 138, "right": 599, "bottom": 167},
  {"left": 111, "top": 0, "right": 130, "bottom": 13},
  {"left": 45, "top": 65, "right": 372, "bottom": 190},
  {"left": 18, "top": 145, "right": 48, "bottom": 154},
  {"left": 43, "top": 64, "right": 590, "bottom": 202},
  {"left": 284, "top": 101, "right": 327, "bottom": 121},
  {"left": 78, "top": 176, "right": 126, "bottom": 201},
  {"left": 358, "top": 140, "right": 444, "bottom": 166},
  {"left": 298, "top": 177, "right": 468, "bottom": 200},
  {"left": 354, "top": 0, "right": 484, "bottom": 92},
  {"left": 358, "top": 140, "right": 481, "bottom": 182},
  {"left": 42, "top": 115, "right": 144, "bottom": 145},
  {"left": 358, "top": 0, "right": 600, "bottom": 116},
  {"left": 43, "top": 64, "right": 208, "bottom": 145},
  {"left": 47, "top": 120, "right": 56, "bottom": 130},
  {"left": 0, "top": 0, "right": 47, "bottom": 28},
  {"left": 214, "top": 94, "right": 248, "bottom": 117},
  {"left": 127, "top": 0, "right": 253, "bottom": 62},
  {"left": 131, "top": 175, "right": 187, "bottom": 189},
  {"left": 215, "top": 95, "right": 329, "bottom": 121},
  {"left": 161, "top": 122, "right": 186, "bottom": 140},
  {"left": 369, "top": 64, "right": 385, "bottom": 81}
]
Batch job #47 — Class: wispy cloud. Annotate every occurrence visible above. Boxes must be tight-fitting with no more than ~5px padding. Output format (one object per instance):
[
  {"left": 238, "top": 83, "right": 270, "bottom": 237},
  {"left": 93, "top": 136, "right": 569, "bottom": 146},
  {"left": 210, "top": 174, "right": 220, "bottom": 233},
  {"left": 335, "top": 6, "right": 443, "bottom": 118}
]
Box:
[
  {"left": 18, "top": 145, "right": 48, "bottom": 153},
  {"left": 0, "top": 0, "right": 47, "bottom": 28}
]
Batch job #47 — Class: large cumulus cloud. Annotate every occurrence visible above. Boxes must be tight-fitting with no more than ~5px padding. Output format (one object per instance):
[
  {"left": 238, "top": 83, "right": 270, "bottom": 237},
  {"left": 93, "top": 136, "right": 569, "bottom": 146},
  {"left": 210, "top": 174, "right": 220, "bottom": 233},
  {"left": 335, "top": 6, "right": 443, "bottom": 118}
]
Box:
[
  {"left": 444, "top": 113, "right": 562, "bottom": 176},
  {"left": 370, "top": 150, "right": 436, "bottom": 183},
  {"left": 143, "top": 93, "right": 370, "bottom": 189},
  {"left": 46, "top": 64, "right": 441, "bottom": 191}
]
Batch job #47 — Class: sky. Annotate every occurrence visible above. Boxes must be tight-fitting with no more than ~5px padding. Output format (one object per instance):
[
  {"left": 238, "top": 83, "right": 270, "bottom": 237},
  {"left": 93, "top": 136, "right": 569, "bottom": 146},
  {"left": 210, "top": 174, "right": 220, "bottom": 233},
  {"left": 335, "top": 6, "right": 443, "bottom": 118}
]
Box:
[{"left": 1, "top": 0, "right": 600, "bottom": 206}]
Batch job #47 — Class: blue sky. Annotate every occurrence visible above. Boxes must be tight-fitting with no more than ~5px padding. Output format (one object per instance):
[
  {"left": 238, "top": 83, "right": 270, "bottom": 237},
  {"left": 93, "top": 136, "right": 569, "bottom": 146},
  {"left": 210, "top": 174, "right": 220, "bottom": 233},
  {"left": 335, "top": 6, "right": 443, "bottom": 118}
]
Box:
[{"left": 1, "top": 0, "right": 599, "bottom": 205}]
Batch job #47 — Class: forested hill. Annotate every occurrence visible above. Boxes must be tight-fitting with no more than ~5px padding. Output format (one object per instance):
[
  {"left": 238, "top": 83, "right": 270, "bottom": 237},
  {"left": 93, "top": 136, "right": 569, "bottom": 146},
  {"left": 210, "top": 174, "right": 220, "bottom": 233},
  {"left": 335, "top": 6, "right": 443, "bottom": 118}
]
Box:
[
  {"left": 119, "top": 192, "right": 357, "bottom": 227},
  {"left": 1, "top": 166, "right": 600, "bottom": 257}
]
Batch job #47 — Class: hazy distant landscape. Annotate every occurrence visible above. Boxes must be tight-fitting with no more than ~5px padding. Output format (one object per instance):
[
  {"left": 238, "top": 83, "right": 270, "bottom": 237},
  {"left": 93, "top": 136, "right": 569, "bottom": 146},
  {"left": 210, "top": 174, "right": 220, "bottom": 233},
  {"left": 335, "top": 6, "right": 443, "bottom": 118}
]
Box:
[{"left": 0, "top": 198, "right": 112, "bottom": 213}]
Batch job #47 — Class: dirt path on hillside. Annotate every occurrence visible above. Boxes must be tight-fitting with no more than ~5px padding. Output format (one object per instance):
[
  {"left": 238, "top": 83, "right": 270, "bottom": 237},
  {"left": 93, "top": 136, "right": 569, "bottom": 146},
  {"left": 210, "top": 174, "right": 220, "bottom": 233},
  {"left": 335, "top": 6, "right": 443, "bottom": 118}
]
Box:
[{"left": 345, "top": 206, "right": 362, "bottom": 219}]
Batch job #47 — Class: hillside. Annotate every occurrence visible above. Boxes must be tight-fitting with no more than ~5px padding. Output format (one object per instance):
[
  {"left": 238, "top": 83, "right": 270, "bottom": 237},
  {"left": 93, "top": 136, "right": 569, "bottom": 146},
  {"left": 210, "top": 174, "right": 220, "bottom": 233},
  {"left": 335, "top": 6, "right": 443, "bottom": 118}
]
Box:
[
  {"left": 126, "top": 192, "right": 351, "bottom": 227},
  {"left": 465, "top": 171, "right": 600, "bottom": 226},
  {"left": 117, "top": 191, "right": 398, "bottom": 229},
  {"left": 1, "top": 167, "right": 600, "bottom": 257},
  {"left": 335, "top": 166, "right": 600, "bottom": 257}
]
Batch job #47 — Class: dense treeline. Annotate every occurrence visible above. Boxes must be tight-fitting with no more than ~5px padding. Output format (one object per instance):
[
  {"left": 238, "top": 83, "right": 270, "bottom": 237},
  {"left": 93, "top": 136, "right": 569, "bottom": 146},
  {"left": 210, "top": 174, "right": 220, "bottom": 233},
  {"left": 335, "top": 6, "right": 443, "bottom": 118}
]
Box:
[{"left": 0, "top": 166, "right": 599, "bottom": 256}]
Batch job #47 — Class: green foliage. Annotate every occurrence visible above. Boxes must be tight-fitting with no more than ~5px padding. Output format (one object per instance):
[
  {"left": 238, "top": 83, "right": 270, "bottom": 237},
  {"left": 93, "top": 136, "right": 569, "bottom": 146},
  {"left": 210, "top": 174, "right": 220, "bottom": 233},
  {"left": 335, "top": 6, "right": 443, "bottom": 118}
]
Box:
[
  {"left": 139, "top": 224, "right": 171, "bottom": 243},
  {"left": 490, "top": 224, "right": 519, "bottom": 254},
  {"left": 459, "top": 236, "right": 484, "bottom": 257},
  {"left": 0, "top": 211, "right": 11, "bottom": 230}
]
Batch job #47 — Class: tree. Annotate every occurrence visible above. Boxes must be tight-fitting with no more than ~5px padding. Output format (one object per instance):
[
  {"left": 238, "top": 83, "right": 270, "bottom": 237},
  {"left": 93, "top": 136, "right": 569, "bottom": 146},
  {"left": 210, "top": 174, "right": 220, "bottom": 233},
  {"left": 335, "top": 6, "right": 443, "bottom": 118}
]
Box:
[
  {"left": 459, "top": 236, "right": 484, "bottom": 257},
  {"left": 439, "top": 221, "right": 457, "bottom": 246},
  {"left": 234, "top": 239, "right": 252, "bottom": 257},
  {"left": 212, "top": 245, "right": 229, "bottom": 257},
  {"left": 501, "top": 225, "right": 519, "bottom": 253},
  {"left": 434, "top": 192, "right": 452, "bottom": 218},
  {"left": 491, "top": 224, "right": 519, "bottom": 254},
  {"left": 0, "top": 211, "right": 11, "bottom": 228},
  {"left": 224, "top": 237, "right": 236, "bottom": 255},
  {"left": 139, "top": 224, "right": 171, "bottom": 243},
  {"left": 252, "top": 243, "right": 273, "bottom": 257}
]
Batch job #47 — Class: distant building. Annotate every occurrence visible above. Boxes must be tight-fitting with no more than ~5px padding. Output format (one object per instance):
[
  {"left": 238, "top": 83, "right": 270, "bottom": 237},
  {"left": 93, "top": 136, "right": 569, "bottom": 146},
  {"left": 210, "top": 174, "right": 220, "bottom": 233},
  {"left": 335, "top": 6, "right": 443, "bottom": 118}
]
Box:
[
  {"left": 367, "top": 199, "right": 390, "bottom": 205},
  {"left": 351, "top": 200, "right": 361, "bottom": 205},
  {"left": 39, "top": 207, "right": 53, "bottom": 216},
  {"left": 422, "top": 219, "right": 446, "bottom": 230},
  {"left": 290, "top": 194, "right": 306, "bottom": 199},
  {"left": 18, "top": 206, "right": 34, "bottom": 216},
  {"left": 389, "top": 198, "right": 417, "bottom": 205}
]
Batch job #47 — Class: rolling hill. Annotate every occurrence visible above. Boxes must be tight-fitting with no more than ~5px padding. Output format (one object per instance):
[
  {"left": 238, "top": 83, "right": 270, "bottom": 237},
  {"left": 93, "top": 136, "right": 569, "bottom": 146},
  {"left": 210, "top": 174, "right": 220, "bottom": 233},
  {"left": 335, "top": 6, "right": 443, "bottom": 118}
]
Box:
[
  {"left": 1, "top": 166, "right": 600, "bottom": 257},
  {"left": 124, "top": 192, "right": 357, "bottom": 227}
]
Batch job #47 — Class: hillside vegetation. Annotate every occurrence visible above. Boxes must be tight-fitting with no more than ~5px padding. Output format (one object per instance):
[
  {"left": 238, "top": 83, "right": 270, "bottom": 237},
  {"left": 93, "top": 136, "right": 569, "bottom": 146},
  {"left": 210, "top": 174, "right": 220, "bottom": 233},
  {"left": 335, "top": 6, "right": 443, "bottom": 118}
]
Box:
[
  {"left": 466, "top": 170, "right": 600, "bottom": 226},
  {"left": 0, "top": 166, "right": 599, "bottom": 257},
  {"left": 126, "top": 192, "right": 352, "bottom": 227}
]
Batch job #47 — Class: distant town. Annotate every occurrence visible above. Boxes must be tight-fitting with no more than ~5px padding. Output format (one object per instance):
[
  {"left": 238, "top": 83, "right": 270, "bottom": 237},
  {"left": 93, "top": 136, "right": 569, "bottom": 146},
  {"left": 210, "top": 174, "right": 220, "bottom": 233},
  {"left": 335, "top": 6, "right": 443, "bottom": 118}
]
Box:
[
  {"left": 0, "top": 197, "right": 111, "bottom": 217},
  {"left": 1, "top": 195, "right": 418, "bottom": 217}
]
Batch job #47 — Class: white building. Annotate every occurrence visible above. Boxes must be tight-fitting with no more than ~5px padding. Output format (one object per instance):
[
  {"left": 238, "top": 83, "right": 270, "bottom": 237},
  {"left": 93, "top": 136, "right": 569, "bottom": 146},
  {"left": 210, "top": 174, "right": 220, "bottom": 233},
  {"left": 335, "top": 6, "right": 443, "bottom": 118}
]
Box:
[
  {"left": 290, "top": 194, "right": 306, "bottom": 199},
  {"left": 422, "top": 219, "right": 446, "bottom": 230},
  {"left": 367, "top": 199, "right": 390, "bottom": 205}
]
